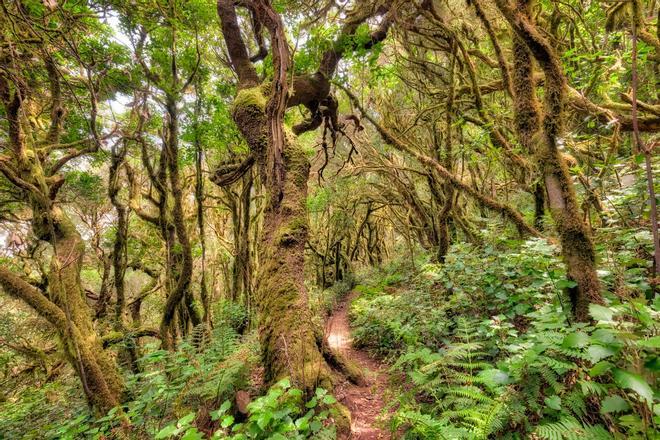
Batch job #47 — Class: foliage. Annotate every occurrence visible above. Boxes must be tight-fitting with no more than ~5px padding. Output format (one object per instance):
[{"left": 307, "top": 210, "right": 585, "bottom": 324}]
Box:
[
  {"left": 147, "top": 379, "right": 337, "bottom": 440},
  {"left": 0, "top": 324, "right": 250, "bottom": 439},
  {"left": 207, "top": 379, "right": 337, "bottom": 439},
  {"left": 350, "top": 239, "right": 659, "bottom": 439}
]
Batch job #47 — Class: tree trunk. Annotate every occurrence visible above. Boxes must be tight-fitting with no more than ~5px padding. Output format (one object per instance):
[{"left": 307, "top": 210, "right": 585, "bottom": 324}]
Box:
[
  {"left": 229, "top": 171, "right": 253, "bottom": 308},
  {"left": 1, "top": 208, "right": 124, "bottom": 413},
  {"left": 498, "top": 0, "right": 603, "bottom": 320},
  {"left": 232, "top": 88, "right": 332, "bottom": 390}
]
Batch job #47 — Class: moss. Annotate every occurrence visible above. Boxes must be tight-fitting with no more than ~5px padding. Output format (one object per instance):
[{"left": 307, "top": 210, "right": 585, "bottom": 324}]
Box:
[
  {"left": 232, "top": 85, "right": 268, "bottom": 112},
  {"left": 283, "top": 141, "right": 311, "bottom": 189},
  {"left": 275, "top": 217, "right": 308, "bottom": 246},
  {"left": 101, "top": 331, "right": 124, "bottom": 345},
  {"left": 333, "top": 402, "right": 352, "bottom": 437}
]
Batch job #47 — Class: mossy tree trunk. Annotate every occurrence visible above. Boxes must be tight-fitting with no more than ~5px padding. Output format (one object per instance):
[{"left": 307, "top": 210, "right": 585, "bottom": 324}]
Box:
[
  {"left": 0, "top": 43, "right": 124, "bottom": 412},
  {"left": 0, "top": 207, "right": 124, "bottom": 413},
  {"left": 497, "top": 0, "right": 603, "bottom": 321},
  {"left": 256, "top": 135, "right": 333, "bottom": 389},
  {"left": 220, "top": 83, "right": 331, "bottom": 389},
  {"left": 216, "top": 0, "right": 330, "bottom": 392},
  {"left": 216, "top": 0, "right": 398, "bottom": 396}
]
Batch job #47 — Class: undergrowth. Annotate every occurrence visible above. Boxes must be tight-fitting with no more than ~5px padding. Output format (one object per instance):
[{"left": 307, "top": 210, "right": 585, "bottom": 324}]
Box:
[
  {"left": 350, "top": 235, "right": 659, "bottom": 439},
  {"left": 0, "top": 303, "right": 338, "bottom": 440}
]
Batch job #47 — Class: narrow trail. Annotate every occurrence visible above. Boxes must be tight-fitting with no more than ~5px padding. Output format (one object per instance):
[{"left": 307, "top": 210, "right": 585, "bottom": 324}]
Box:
[{"left": 326, "top": 291, "right": 391, "bottom": 440}]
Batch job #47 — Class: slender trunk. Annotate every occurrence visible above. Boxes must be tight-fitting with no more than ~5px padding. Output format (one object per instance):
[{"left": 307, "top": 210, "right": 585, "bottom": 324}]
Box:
[
  {"left": 438, "top": 40, "right": 456, "bottom": 262},
  {"left": 194, "top": 84, "right": 211, "bottom": 325},
  {"left": 631, "top": 2, "right": 660, "bottom": 291},
  {"left": 499, "top": 0, "right": 603, "bottom": 320},
  {"left": 95, "top": 256, "right": 113, "bottom": 319},
  {"left": 534, "top": 182, "right": 546, "bottom": 230},
  {"left": 160, "top": 98, "right": 198, "bottom": 347},
  {"left": 230, "top": 171, "right": 253, "bottom": 307}
]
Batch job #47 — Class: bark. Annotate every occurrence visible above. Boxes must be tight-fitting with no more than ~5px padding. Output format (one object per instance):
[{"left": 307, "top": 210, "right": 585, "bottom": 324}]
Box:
[
  {"left": 497, "top": 0, "right": 603, "bottom": 320},
  {"left": 229, "top": 171, "right": 253, "bottom": 309},
  {"left": 438, "top": 40, "right": 457, "bottom": 262},
  {"left": 95, "top": 255, "right": 113, "bottom": 319},
  {"left": 0, "top": 213, "right": 124, "bottom": 413}
]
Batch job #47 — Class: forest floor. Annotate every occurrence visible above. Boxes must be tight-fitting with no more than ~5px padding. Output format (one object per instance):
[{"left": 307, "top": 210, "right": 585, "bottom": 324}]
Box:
[{"left": 326, "top": 291, "right": 391, "bottom": 440}]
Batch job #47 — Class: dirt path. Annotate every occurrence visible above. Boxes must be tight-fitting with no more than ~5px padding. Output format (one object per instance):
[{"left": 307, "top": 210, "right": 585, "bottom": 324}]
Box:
[{"left": 326, "top": 292, "right": 390, "bottom": 440}]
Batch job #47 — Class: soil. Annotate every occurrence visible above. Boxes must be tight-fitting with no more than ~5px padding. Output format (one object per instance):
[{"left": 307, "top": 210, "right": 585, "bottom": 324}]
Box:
[{"left": 326, "top": 291, "right": 391, "bottom": 440}]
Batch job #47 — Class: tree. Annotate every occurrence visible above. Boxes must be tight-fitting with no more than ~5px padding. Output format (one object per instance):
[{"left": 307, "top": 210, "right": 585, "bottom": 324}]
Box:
[
  {"left": 0, "top": 2, "right": 126, "bottom": 412},
  {"left": 213, "top": 0, "right": 398, "bottom": 391}
]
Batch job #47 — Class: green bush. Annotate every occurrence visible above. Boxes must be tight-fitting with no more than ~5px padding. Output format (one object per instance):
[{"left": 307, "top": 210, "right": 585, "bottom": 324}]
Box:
[
  {"left": 151, "top": 379, "right": 337, "bottom": 440},
  {"left": 350, "top": 239, "right": 659, "bottom": 439},
  {"left": 31, "top": 324, "right": 252, "bottom": 439}
]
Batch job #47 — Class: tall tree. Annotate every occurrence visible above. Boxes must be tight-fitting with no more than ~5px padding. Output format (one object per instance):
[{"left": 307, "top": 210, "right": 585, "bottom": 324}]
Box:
[
  {"left": 0, "top": 2, "right": 125, "bottom": 412},
  {"left": 214, "top": 0, "right": 397, "bottom": 390},
  {"left": 495, "top": 0, "right": 603, "bottom": 320}
]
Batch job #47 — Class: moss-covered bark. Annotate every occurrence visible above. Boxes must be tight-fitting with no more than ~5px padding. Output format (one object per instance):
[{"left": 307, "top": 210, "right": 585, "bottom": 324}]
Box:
[
  {"left": 256, "top": 141, "right": 333, "bottom": 390},
  {"left": 1, "top": 206, "right": 124, "bottom": 413},
  {"left": 232, "top": 87, "right": 333, "bottom": 391},
  {"left": 499, "top": 0, "right": 603, "bottom": 320}
]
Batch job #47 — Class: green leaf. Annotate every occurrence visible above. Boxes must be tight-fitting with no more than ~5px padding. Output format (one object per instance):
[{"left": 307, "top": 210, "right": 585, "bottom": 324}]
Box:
[
  {"left": 601, "top": 395, "right": 630, "bottom": 414},
  {"left": 592, "top": 329, "right": 618, "bottom": 345},
  {"left": 277, "top": 378, "right": 291, "bottom": 389},
  {"left": 220, "top": 415, "right": 234, "bottom": 429},
  {"left": 637, "top": 336, "right": 660, "bottom": 349},
  {"left": 181, "top": 428, "right": 204, "bottom": 440},
  {"left": 479, "top": 369, "right": 510, "bottom": 386},
  {"left": 155, "top": 424, "right": 178, "bottom": 439},
  {"left": 562, "top": 331, "right": 590, "bottom": 348},
  {"left": 211, "top": 401, "right": 232, "bottom": 421},
  {"left": 295, "top": 416, "right": 310, "bottom": 431},
  {"left": 178, "top": 412, "right": 196, "bottom": 427},
  {"left": 310, "top": 420, "right": 323, "bottom": 432},
  {"left": 644, "top": 356, "right": 660, "bottom": 372},
  {"left": 613, "top": 369, "right": 654, "bottom": 406},
  {"left": 590, "top": 361, "right": 613, "bottom": 377},
  {"left": 257, "top": 412, "right": 272, "bottom": 430},
  {"left": 587, "top": 345, "right": 616, "bottom": 363},
  {"left": 305, "top": 397, "right": 318, "bottom": 408},
  {"left": 557, "top": 279, "right": 578, "bottom": 289},
  {"left": 219, "top": 400, "right": 231, "bottom": 413},
  {"left": 322, "top": 394, "right": 337, "bottom": 405},
  {"left": 544, "top": 395, "right": 562, "bottom": 410},
  {"left": 589, "top": 304, "right": 614, "bottom": 322}
]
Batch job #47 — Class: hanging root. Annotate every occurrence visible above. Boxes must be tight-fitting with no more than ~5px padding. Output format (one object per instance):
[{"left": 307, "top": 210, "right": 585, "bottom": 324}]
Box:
[{"left": 314, "top": 96, "right": 363, "bottom": 183}]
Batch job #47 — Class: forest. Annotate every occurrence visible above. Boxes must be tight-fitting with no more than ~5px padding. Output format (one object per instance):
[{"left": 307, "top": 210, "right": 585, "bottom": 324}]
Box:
[{"left": 0, "top": 0, "right": 658, "bottom": 438}]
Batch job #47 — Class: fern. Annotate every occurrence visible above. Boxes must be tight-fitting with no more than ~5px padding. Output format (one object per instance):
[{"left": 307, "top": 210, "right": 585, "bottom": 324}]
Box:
[
  {"left": 563, "top": 390, "right": 586, "bottom": 419},
  {"left": 579, "top": 380, "right": 608, "bottom": 397},
  {"left": 535, "top": 416, "right": 612, "bottom": 440},
  {"left": 535, "top": 416, "right": 585, "bottom": 440}
]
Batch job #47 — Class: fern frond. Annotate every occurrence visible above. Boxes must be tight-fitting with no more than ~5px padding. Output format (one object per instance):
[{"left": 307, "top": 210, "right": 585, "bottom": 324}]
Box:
[{"left": 443, "top": 386, "right": 493, "bottom": 403}]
